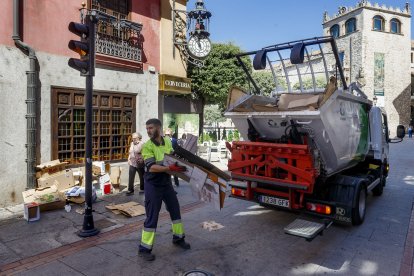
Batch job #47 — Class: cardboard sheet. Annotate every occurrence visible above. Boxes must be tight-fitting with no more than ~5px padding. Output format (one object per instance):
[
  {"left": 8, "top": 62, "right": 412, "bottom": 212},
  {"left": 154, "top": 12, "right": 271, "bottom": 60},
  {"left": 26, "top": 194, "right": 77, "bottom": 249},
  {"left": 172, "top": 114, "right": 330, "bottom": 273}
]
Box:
[
  {"left": 190, "top": 166, "right": 208, "bottom": 199},
  {"left": 163, "top": 154, "right": 194, "bottom": 182},
  {"left": 106, "top": 201, "right": 145, "bottom": 217}
]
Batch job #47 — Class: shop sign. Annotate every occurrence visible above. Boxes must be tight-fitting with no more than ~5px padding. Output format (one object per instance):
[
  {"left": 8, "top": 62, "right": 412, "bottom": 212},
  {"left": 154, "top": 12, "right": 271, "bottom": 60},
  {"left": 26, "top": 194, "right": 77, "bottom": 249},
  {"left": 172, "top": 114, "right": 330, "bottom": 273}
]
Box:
[{"left": 159, "top": 74, "right": 191, "bottom": 94}]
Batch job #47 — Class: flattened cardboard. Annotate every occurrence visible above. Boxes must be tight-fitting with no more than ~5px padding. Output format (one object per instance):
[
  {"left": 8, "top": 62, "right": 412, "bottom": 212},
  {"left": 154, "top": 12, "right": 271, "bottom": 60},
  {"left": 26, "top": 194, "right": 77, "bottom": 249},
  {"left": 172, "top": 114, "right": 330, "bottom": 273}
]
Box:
[
  {"left": 182, "top": 134, "right": 198, "bottom": 154},
  {"left": 106, "top": 201, "right": 145, "bottom": 217},
  {"left": 287, "top": 94, "right": 320, "bottom": 110}
]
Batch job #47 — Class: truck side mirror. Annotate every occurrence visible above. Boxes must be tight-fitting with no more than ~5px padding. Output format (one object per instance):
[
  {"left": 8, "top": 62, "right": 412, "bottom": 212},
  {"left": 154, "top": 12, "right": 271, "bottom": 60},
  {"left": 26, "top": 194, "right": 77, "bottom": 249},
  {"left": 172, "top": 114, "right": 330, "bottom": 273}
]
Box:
[{"left": 396, "top": 125, "right": 405, "bottom": 139}]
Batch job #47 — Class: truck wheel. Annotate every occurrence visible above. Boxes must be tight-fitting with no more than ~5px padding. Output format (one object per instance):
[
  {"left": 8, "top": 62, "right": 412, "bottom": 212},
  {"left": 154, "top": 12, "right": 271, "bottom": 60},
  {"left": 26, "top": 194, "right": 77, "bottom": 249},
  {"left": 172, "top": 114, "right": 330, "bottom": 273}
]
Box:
[
  {"left": 373, "top": 164, "right": 386, "bottom": 196},
  {"left": 352, "top": 184, "right": 366, "bottom": 225}
]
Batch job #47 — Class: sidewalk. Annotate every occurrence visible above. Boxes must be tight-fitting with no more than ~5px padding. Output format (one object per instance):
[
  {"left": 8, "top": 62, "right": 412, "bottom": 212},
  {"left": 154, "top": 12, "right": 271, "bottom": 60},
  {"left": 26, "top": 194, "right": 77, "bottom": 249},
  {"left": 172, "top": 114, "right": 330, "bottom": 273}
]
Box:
[{"left": 0, "top": 158, "right": 231, "bottom": 275}]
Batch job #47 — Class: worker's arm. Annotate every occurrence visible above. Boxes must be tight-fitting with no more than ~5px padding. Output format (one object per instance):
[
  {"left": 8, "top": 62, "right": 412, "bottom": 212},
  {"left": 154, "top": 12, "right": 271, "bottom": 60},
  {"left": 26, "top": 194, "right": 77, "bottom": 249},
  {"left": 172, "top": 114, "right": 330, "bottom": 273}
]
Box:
[{"left": 148, "top": 164, "right": 170, "bottom": 173}]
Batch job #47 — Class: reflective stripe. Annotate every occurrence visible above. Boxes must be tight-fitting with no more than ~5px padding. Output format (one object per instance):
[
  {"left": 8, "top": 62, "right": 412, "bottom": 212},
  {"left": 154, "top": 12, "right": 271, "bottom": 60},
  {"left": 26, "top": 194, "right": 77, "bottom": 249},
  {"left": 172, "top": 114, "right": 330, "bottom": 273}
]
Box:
[
  {"left": 140, "top": 242, "right": 153, "bottom": 250},
  {"left": 173, "top": 233, "right": 185, "bottom": 239},
  {"left": 172, "top": 219, "right": 182, "bottom": 224},
  {"left": 144, "top": 227, "right": 155, "bottom": 232},
  {"left": 141, "top": 229, "right": 156, "bottom": 249},
  {"left": 172, "top": 222, "right": 185, "bottom": 236}
]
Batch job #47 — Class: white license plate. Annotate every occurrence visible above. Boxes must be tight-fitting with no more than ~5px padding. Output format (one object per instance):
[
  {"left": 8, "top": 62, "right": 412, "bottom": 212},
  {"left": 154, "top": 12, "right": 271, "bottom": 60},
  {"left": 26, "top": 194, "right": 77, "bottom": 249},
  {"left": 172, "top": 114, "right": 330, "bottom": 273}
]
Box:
[{"left": 259, "top": 195, "right": 289, "bottom": 208}]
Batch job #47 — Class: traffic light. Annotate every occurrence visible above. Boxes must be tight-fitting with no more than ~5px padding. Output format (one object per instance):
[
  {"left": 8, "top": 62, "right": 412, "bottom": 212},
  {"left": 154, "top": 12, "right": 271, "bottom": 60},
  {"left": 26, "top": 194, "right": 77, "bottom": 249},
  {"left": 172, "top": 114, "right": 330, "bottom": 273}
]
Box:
[{"left": 68, "top": 17, "right": 95, "bottom": 76}]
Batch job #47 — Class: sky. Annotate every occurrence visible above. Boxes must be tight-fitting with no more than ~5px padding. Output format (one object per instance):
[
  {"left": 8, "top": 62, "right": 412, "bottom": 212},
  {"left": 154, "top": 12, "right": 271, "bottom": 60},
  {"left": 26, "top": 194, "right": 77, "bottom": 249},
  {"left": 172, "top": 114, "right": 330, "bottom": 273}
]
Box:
[{"left": 187, "top": 0, "right": 412, "bottom": 51}]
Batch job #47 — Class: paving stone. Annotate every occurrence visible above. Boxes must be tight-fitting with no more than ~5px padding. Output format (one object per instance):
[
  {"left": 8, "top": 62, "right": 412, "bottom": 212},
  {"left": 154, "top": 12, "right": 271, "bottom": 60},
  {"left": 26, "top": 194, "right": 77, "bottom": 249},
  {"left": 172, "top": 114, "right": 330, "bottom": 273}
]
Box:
[
  {"left": 0, "top": 241, "right": 20, "bottom": 266},
  {"left": 15, "top": 260, "right": 84, "bottom": 276},
  {"left": 59, "top": 246, "right": 147, "bottom": 276}
]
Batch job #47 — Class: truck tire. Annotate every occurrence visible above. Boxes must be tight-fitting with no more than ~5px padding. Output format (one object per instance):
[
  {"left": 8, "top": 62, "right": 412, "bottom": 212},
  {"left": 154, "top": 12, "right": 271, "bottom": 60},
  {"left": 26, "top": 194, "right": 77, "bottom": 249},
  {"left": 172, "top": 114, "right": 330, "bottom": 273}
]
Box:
[
  {"left": 373, "top": 164, "right": 386, "bottom": 196},
  {"left": 352, "top": 183, "right": 366, "bottom": 225}
]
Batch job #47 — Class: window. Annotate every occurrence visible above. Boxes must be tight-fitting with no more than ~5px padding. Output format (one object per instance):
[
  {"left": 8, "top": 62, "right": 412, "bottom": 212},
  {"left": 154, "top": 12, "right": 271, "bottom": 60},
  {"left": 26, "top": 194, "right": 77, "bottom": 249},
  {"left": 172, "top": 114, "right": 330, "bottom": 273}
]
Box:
[
  {"left": 390, "top": 18, "right": 401, "bottom": 34},
  {"left": 338, "top": 51, "right": 345, "bottom": 66},
  {"left": 373, "top": 15, "right": 385, "bottom": 31},
  {"left": 92, "top": 0, "right": 129, "bottom": 40},
  {"left": 91, "top": 0, "right": 143, "bottom": 63},
  {"left": 52, "top": 88, "right": 136, "bottom": 164},
  {"left": 345, "top": 18, "right": 356, "bottom": 34},
  {"left": 330, "top": 24, "right": 340, "bottom": 38}
]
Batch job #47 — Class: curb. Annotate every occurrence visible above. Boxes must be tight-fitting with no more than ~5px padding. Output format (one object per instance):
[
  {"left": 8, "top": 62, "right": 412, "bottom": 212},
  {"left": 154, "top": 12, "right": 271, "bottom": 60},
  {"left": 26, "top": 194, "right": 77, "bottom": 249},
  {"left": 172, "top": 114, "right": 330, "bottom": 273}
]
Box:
[{"left": 400, "top": 202, "right": 414, "bottom": 276}]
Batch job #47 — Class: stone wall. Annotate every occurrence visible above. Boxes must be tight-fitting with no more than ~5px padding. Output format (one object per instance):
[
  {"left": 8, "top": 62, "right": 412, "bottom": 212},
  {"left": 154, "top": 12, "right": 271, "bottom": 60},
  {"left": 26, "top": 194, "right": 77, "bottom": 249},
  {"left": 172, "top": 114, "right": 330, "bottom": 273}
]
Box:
[{"left": 0, "top": 45, "right": 158, "bottom": 207}]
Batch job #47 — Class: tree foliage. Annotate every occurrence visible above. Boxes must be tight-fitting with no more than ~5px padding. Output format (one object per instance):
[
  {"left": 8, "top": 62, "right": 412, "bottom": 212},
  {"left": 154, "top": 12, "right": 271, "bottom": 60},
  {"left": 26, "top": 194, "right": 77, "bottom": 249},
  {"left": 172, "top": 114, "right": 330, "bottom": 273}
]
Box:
[
  {"left": 252, "top": 71, "right": 287, "bottom": 96},
  {"left": 204, "top": 105, "right": 226, "bottom": 126},
  {"left": 188, "top": 43, "right": 252, "bottom": 109},
  {"left": 293, "top": 76, "right": 327, "bottom": 90}
]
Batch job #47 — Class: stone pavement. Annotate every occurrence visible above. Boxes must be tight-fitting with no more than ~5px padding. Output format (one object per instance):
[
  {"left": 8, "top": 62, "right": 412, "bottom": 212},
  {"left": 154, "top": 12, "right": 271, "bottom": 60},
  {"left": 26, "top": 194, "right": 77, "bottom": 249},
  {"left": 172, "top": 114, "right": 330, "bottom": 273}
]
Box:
[{"left": 1, "top": 140, "right": 414, "bottom": 275}]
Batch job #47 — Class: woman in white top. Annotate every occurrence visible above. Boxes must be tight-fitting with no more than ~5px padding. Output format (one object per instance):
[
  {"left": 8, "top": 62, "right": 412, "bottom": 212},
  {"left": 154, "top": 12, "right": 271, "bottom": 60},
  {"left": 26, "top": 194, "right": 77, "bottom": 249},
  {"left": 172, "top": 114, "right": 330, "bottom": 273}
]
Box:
[{"left": 127, "top": 132, "right": 145, "bottom": 195}]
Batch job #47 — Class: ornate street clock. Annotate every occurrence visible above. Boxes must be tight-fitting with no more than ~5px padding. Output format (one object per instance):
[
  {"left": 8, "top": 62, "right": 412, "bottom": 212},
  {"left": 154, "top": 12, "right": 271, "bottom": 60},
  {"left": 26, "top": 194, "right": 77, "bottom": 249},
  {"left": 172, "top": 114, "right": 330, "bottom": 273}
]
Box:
[
  {"left": 187, "top": 35, "right": 211, "bottom": 59},
  {"left": 172, "top": 0, "right": 212, "bottom": 67}
]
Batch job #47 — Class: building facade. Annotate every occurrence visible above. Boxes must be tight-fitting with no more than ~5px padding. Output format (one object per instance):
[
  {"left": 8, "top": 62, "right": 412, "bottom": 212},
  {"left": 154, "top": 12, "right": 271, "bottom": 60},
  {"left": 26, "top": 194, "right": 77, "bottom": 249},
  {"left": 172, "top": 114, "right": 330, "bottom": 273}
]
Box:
[
  {"left": 323, "top": 1, "right": 412, "bottom": 136},
  {"left": 0, "top": 0, "right": 189, "bottom": 207}
]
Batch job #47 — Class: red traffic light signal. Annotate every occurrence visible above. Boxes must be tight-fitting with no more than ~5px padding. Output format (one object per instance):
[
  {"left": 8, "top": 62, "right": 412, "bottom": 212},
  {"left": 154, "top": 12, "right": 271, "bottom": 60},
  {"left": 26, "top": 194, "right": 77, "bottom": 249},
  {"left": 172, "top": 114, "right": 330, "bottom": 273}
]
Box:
[{"left": 68, "top": 19, "right": 95, "bottom": 76}]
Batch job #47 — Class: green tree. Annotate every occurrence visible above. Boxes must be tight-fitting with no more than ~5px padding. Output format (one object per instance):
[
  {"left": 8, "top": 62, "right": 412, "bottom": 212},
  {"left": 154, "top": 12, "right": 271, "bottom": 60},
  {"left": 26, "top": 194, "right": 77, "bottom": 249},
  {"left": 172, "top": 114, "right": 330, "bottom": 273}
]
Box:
[
  {"left": 188, "top": 43, "right": 252, "bottom": 141},
  {"left": 293, "top": 76, "right": 327, "bottom": 90},
  {"left": 188, "top": 43, "right": 252, "bottom": 110},
  {"left": 252, "top": 71, "right": 287, "bottom": 96},
  {"left": 233, "top": 130, "right": 240, "bottom": 141},
  {"left": 227, "top": 130, "right": 233, "bottom": 142},
  {"left": 204, "top": 105, "right": 226, "bottom": 126}
]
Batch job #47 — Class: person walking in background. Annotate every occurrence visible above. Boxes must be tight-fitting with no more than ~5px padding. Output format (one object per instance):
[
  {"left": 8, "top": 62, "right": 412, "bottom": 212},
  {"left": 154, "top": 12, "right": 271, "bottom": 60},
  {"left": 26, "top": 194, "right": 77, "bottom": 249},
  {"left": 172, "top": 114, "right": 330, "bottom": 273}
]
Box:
[
  {"left": 177, "top": 133, "right": 187, "bottom": 148},
  {"left": 408, "top": 125, "right": 413, "bottom": 138},
  {"left": 139, "top": 118, "right": 190, "bottom": 261},
  {"left": 127, "top": 132, "right": 145, "bottom": 195}
]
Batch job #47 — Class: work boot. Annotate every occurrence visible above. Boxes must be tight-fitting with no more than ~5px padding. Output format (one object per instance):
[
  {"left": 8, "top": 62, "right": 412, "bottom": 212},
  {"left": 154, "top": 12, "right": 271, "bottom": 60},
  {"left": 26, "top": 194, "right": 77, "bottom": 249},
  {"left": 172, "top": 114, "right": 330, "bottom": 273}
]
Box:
[
  {"left": 173, "top": 238, "right": 191, "bottom": 250},
  {"left": 126, "top": 190, "right": 134, "bottom": 196},
  {"left": 138, "top": 250, "right": 155, "bottom": 261}
]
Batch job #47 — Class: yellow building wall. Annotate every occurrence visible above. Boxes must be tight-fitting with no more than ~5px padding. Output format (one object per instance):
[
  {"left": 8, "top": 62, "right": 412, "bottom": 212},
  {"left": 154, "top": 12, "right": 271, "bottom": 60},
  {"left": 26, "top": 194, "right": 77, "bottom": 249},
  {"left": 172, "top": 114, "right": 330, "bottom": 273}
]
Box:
[{"left": 160, "top": 0, "right": 187, "bottom": 78}]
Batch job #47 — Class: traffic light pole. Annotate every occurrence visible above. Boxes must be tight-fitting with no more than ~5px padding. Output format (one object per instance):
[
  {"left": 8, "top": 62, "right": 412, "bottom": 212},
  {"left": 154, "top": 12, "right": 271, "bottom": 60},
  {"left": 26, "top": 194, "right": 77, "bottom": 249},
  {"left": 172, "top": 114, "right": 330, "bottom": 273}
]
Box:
[{"left": 78, "top": 15, "right": 99, "bottom": 238}]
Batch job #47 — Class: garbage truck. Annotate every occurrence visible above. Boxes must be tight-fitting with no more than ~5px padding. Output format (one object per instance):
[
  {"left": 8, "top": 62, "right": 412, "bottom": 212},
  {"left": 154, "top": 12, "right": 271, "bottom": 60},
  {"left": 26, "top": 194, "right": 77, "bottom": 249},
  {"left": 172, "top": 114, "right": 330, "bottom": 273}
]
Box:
[{"left": 224, "top": 36, "right": 405, "bottom": 240}]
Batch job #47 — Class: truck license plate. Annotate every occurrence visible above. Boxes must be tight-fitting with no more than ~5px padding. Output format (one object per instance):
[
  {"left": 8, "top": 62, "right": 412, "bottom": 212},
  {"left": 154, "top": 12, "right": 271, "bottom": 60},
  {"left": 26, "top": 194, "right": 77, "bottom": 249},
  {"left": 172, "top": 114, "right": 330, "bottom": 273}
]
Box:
[{"left": 259, "top": 195, "right": 289, "bottom": 208}]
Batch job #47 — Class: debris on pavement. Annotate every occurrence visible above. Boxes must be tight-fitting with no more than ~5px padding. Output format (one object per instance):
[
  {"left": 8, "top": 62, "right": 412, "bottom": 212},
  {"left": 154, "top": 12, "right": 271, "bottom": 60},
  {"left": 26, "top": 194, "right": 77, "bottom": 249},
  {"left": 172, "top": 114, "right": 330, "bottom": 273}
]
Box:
[
  {"left": 201, "top": 220, "right": 224, "bottom": 231},
  {"left": 105, "top": 201, "right": 145, "bottom": 217}
]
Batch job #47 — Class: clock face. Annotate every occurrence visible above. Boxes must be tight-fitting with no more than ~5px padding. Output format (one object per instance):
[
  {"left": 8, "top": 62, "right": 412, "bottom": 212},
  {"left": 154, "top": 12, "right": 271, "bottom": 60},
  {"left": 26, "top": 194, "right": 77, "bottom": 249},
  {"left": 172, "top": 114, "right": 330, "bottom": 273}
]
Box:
[{"left": 187, "top": 35, "right": 211, "bottom": 59}]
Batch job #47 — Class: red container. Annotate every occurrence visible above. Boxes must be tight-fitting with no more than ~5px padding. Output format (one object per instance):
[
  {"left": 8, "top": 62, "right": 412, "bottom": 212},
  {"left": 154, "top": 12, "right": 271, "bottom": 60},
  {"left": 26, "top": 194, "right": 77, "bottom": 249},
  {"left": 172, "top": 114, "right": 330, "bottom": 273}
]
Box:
[{"left": 103, "top": 182, "right": 111, "bottom": 195}]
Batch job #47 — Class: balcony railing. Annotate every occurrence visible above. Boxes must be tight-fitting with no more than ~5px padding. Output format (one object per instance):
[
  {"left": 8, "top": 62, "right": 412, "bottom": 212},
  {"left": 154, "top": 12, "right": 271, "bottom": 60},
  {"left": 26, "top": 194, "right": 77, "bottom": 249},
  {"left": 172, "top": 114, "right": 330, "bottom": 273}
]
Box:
[{"left": 95, "top": 21, "right": 143, "bottom": 62}]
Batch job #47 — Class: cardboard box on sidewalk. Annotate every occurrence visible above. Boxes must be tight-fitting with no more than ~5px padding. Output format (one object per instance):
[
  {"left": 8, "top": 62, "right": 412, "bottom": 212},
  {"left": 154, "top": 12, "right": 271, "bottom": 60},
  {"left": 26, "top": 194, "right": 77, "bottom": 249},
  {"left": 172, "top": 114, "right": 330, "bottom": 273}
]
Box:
[
  {"left": 37, "top": 169, "right": 75, "bottom": 191},
  {"left": 35, "top": 160, "right": 68, "bottom": 179},
  {"left": 22, "top": 185, "right": 65, "bottom": 212},
  {"left": 92, "top": 161, "right": 110, "bottom": 176},
  {"left": 24, "top": 203, "right": 40, "bottom": 222}
]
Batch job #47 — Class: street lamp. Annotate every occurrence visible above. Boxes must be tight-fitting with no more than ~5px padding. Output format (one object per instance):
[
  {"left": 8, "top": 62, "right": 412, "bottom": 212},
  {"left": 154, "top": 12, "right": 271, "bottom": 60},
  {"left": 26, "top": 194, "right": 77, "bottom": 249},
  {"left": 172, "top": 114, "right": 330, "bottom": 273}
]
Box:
[{"left": 172, "top": 0, "right": 212, "bottom": 67}]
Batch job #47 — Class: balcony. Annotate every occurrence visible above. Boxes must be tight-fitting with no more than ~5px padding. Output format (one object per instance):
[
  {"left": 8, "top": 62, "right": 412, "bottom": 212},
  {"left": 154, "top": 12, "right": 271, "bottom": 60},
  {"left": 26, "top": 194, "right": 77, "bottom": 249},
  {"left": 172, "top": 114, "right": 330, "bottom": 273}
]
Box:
[{"left": 95, "top": 20, "right": 143, "bottom": 70}]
